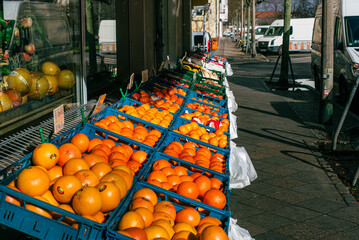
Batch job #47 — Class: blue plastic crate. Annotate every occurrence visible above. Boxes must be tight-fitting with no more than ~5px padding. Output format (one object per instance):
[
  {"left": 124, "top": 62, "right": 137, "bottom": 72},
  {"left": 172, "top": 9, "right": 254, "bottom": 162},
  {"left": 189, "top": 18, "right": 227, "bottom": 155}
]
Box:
[
  {"left": 184, "top": 99, "right": 229, "bottom": 118},
  {"left": 179, "top": 107, "right": 230, "bottom": 135},
  {"left": 142, "top": 152, "right": 230, "bottom": 212},
  {"left": 157, "top": 132, "right": 230, "bottom": 177},
  {"left": 187, "top": 91, "right": 228, "bottom": 109},
  {"left": 105, "top": 181, "right": 230, "bottom": 240},
  {"left": 170, "top": 118, "right": 230, "bottom": 152},
  {"left": 141, "top": 77, "right": 190, "bottom": 97},
  {"left": 108, "top": 98, "right": 179, "bottom": 130},
  {"left": 88, "top": 108, "right": 167, "bottom": 149},
  {"left": 51, "top": 124, "right": 155, "bottom": 178},
  {"left": 0, "top": 154, "right": 130, "bottom": 240}
]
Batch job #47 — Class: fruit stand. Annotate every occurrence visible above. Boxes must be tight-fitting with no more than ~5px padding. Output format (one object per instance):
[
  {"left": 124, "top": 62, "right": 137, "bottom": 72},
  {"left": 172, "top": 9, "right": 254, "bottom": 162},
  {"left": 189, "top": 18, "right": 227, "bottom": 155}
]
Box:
[{"left": 0, "top": 51, "right": 256, "bottom": 240}]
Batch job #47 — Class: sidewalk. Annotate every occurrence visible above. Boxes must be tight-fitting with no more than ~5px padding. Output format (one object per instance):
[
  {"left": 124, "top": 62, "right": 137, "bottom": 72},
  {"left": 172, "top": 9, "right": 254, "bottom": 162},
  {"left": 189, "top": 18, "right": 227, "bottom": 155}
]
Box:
[{"left": 216, "top": 39, "right": 359, "bottom": 239}]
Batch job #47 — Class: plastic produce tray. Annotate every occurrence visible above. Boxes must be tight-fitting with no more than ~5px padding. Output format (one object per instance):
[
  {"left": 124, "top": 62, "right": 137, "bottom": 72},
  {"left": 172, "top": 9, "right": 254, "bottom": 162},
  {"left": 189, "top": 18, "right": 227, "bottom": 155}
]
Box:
[
  {"left": 187, "top": 91, "right": 228, "bottom": 109},
  {"left": 157, "top": 132, "right": 230, "bottom": 177},
  {"left": 142, "top": 77, "right": 190, "bottom": 96},
  {"left": 105, "top": 181, "right": 230, "bottom": 240},
  {"left": 0, "top": 151, "right": 133, "bottom": 240},
  {"left": 191, "top": 84, "right": 226, "bottom": 98},
  {"left": 142, "top": 152, "right": 230, "bottom": 211},
  {"left": 184, "top": 99, "right": 229, "bottom": 118},
  {"left": 88, "top": 108, "right": 168, "bottom": 148},
  {"left": 51, "top": 123, "right": 156, "bottom": 178}
]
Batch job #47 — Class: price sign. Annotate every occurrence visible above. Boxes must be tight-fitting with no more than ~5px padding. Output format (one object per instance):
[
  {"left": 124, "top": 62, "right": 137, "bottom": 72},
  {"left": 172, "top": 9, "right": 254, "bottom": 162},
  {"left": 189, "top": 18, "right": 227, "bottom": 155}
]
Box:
[
  {"left": 181, "top": 51, "right": 187, "bottom": 63},
  {"left": 141, "top": 69, "right": 149, "bottom": 83},
  {"left": 164, "top": 55, "right": 170, "bottom": 68},
  {"left": 53, "top": 104, "right": 64, "bottom": 134},
  {"left": 93, "top": 94, "right": 106, "bottom": 116},
  {"left": 128, "top": 73, "right": 135, "bottom": 90}
]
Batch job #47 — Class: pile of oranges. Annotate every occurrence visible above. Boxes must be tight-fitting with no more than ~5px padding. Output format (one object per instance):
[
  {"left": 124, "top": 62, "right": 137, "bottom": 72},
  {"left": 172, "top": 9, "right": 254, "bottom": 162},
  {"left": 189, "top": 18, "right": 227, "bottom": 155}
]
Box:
[
  {"left": 93, "top": 115, "right": 162, "bottom": 147},
  {"left": 5, "top": 133, "right": 145, "bottom": 226},
  {"left": 173, "top": 122, "right": 228, "bottom": 148},
  {"left": 146, "top": 159, "right": 227, "bottom": 210},
  {"left": 186, "top": 102, "right": 228, "bottom": 119},
  {"left": 192, "top": 97, "right": 223, "bottom": 108},
  {"left": 117, "top": 104, "right": 174, "bottom": 128},
  {"left": 162, "top": 141, "right": 226, "bottom": 174},
  {"left": 180, "top": 111, "right": 229, "bottom": 132},
  {"left": 116, "top": 187, "right": 229, "bottom": 240}
]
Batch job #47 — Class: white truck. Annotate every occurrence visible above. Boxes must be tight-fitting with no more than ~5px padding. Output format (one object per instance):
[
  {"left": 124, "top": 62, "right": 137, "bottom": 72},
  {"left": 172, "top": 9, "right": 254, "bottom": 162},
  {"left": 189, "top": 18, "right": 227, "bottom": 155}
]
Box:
[
  {"left": 257, "top": 18, "right": 315, "bottom": 54},
  {"left": 98, "top": 20, "right": 116, "bottom": 55},
  {"left": 311, "top": 0, "right": 359, "bottom": 103}
]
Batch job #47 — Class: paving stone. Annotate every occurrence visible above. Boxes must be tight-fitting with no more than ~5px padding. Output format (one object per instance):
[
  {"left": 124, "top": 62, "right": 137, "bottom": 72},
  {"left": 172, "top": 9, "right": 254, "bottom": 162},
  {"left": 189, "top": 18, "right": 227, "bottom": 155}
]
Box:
[
  {"left": 240, "top": 195, "right": 291, "bottom": 211},
  {"left": 229, "top": 188, "right": 260, "bottom": 201},
  {"left": 243, "top": 212, "right": 295, "bottom": 231},
  {"left": 254, "top": 231, "right": 295, "bottom": 240},
  {"left": 264, "top": 177, "right": 307, "bottom": 189},
  {"left": 296, "top": 198, "right": 347, "bottom": 214},
  {"left": 275, "top": 223, "right": 332, "bottom": 240},
  {"left": 255, "top": 169, "right": 278, "bottom": 182},
  {"left": 289, "top": 171, "right": 330, "bottom": 184},
  {"left": 291, "top": 184, "right": 344, "bottom": 202},
  {"left": 284, "top": 161, "right": 324, "bottom": 172},
  {"left": 255, "top": 156, "right": 296, "bottom": 166},
  {"left": 244, "top": 181, "right": 285, "bottom": 195},
  {"left": 235, "top": 220, "right": 268, "bottom": 237},
  {"left": 230, "top": 203, "right": 264, "bottom": 219},
  {"left": 266, "top": 189, "right": 314, "bottom": 204},
  {"left": 304, "top": 215, "right": 357, "bottom": 234},
  {"left": 327, "top": 206, "right": 359, "bottom": 223},
  {"left": 249, "top": 160, "right": 273, "bottom": 170},
  {"left": 261, "top": 166, "right": 300, "bottom": 176},
  {"left": 333, "top": 226, "right": 359, "bottom": 239},
  {"left": 270, "top": 205, "right": 322, "bottom": 222}
]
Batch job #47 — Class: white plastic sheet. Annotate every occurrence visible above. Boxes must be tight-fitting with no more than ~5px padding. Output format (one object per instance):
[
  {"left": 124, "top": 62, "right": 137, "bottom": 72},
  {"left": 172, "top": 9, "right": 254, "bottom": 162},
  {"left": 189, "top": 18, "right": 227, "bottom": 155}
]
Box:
[
  {"left": 204, "top": 62, "right": 226, "bottom": 73},
  {"left": 226, "top": 63, "right": 234, "bottom": 76},
  {"left": 229, "top": 112, "right": 238, "bottom": 140},
  {"left": 229, "top": 218, "right": 254, "bottom": 240},
  {"left": 226, "top": 88, "right": 238, "bottom": 113},
  {"left": 229, "top": 141, "right": 257, "bottom": 189}
]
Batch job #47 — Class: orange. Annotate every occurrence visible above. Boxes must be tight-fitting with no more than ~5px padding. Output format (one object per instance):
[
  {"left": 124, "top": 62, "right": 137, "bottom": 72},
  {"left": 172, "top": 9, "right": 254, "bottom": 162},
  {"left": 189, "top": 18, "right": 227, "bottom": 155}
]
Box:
[
  {"left": 175, "top": 207, "right": 200, "bottom": 227},
  {"left": 130, "top": 150, "right": 148, "bottom": 164},
  {"left": 130, "top": 197, "right": 154, "bottom": 213},
  {"left": 52, "top": 175, "right": 82, "bottom": 203},
  {"left": 5, "top": 186, "right": 22, "bottom": 206},
  {"left": 58, "top": 143, "right": 82, "bottom": 167},
  {"left": 161, "top": 182, "right": 173, "bottom": 191},
  {"left": 96, "top": 182, "right": 122, "bottom": 212},
  {"left": 181, "top": 148, "right": 196, "bottom": 157},
  {"left": 83, "top": 154, "right": 104, "bottom": 167},
  {"left": 126, "top": 160, "right": 142, "bottom": 175},
  {"left": 74, "top": 169, "right": 99, "bottom": 187},
  {"left": 32, "top": 143, "right": 59, "bottom": 169},
  {"left": 144, "top": 225, "right": 170, "bottom": 240},
  {"left": 124, "top": 227, "right": 148, "bottom": 239},
  {"left": 173, "top": 222, "right": 197, "bottom": 234},
  {"left": 91, "top": 162, "right": 112, "bottom": 179},
  {"left": 167, "top": 175, "right": 181, "bottom": 187},
  {"left": 102, "top": 139, "right": 116, "bottom": 149},
  {"left": 118, "top": 211, "right": 145, "bottom": 230},
  {"left": 176, "top": 182, "right": 199, "bottom": 200},
  {"left": 93, "top": 144, "right": 112, "bottom": 156},
  {"left": 108, "top": 151, "right": 128, "bottom": 163},
  {"left": 47, "top": 166, "right": 63, "bottom": 182},
  {"left": 111, "top": 169, "right": 133, "bottom": 190},
  {"left": 63, "top": 158, "right": 90, "bottom": 175},
  {"left": 161, "top": 167, "right": 175, "bottom": 177},
  {"left": 197, "top": 222, "right": 216, "bottom": 235},
  {"left": 88, "top": 138, "right": 103, "bottom": 152},
  {"left": 218, "top": 139, "right": 227, "bottom": 148},
  {"left": 148, "top": 130, "right": 161, "bottom": 138},
  {"left": 208, "top": 138, "right": 219, "bottom": 147},
  {"left": 134, "top": 207, "right": 154, "bottom": 228},
  {"left": 190, "top": 172, "right": 202, "bottom": 180},
  {"left": 132, "top": 188, "right": 158, "bottom": 206},
  {"left": 122, "top": 120, "right": 135, "bottom": 130},
  {"left": 180, "top": 175, "right": 193, "bottom": 182},
  {"left": 152, "top": 159, "right": 171, "bottom": 171},
  {"left": 16, "top": 166, "right": 50, "bottom": 196},
  {"left": 72, "top": 186, "right": 102, "bottom": 216},
  {"left": 147, "top": 170, "right": 168, "bottom": 183},
  {"left": 198, "top": 216, "right": 222, "bottom": 226},
  {"left": 111, "top": 160, "right": 128, "bottom": 168},
  {"left": 200, "top": 225, "right": 229, "bottom": 240},
  {"left": 100, "top": 173, "right": 128, "bottom": 199},
  {"left": 70, "top": 133, "right": 90, "bottom": 153},
  {"left": 154, "top": 201, "right": 176, "bottom": 220},
  {"left": 210, "top": 178, "right": 224, "bottom": 190},
  {"left": 91, "top": 149, "right": 109, "bottom": 163},
  {"left": 203, "top": 189, "right": 226, "bottom": 209},
  {"left": 152, "top": 212, "right": 174, "bottom": 226},
  {"left": 172, "top": 231, "right": 197, "bottom": 240},
  {"left": 194, "top": 175, "right": 212, "bottom": 198},
  {"left": 151, "top": 219, "right": 175, "bottom": 238},
  {"left": 114, "top": 165, "right": 133, "bottom": 176},
  {"left": 26, "top": 196, "right": 52, "bottom": 219},
  {"left": 173, "top": 166, "right": 188, "bottom": 176},
  {"left": 93, "top": 211, "right": 106, "bottom": 223}
]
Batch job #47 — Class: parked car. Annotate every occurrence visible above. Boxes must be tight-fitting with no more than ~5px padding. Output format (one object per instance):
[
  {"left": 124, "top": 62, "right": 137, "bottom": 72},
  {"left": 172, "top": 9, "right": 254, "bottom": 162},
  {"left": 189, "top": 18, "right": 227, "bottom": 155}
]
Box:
[
  {"left": 311, "top": 0, "right": 359, "bottom": 103},
  {"left": 255, "top": 25, "right": 269, "bottom": 41},
  {"left": 257, "top": 18, "right": 314, "bottom": 55},
  {"left": 192, "top": 31, "right": 212, "bottom": 52}
]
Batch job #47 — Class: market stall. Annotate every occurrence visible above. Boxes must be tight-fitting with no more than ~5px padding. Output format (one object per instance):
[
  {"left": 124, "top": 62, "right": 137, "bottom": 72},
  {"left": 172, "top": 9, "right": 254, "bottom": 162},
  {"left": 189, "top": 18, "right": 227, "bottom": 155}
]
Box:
[{"left": 0, "top": 51, "right": 256, "bottom": 240}]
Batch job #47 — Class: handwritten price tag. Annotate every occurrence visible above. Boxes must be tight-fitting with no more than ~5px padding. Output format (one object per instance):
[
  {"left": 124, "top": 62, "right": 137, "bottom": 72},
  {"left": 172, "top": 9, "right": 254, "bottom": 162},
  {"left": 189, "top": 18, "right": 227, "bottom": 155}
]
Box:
[
  {"left": 53, "top": 104, "right": 64, "bottom": 134},
  {"left": 128, "top": 73, "right": 134, "bottom": 90},
  {"left": 93, "top": 94, "right": 106, "bottom": 116},
  {"left": 141, "top": 69, "right": 148, "bottom": 84}
]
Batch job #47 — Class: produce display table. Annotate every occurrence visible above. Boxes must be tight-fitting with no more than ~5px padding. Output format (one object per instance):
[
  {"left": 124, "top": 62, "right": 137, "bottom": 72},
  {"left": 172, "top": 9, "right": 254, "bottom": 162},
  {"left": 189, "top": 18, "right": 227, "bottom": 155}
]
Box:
[{"left": 0, "top": 51, "right": 256, "bottom": 240}]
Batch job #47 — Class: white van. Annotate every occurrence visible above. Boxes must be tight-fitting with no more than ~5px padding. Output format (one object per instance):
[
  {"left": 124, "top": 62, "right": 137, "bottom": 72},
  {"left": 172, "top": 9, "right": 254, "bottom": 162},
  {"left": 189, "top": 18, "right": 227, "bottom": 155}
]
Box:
[
  {"left": 98, "top": 20, "right": 116, "bottom": 55},
  {"left": 192, "top": 31, "right": 212, "bottom": 52},
  {"left": 311, "top": 0, "right": 359, "bottom": 102},
  {"left": 257, "top": 18, "right": 315, "bottom": 54}
]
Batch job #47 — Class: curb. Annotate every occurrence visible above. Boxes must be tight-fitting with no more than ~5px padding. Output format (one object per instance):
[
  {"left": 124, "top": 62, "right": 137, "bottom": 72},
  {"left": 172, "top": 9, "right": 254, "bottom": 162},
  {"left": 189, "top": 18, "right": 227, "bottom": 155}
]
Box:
[{"left": 304, "top": 140, "right": 358, "bottom": 206}]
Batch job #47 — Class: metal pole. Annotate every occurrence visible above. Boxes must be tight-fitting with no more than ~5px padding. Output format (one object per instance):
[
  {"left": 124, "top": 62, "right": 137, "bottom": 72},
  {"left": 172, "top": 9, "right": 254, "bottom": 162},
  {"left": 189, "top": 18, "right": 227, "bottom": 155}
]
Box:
[
  {"left": 251, "top": 0, "right": 256, "bottom": 57},
  {"left": 288, "top": 55, "right": 295, "bottom": 90},
  {"left": 333, "top": 75, "right": 359, "bottom": 151},
  {"left": 269, "top": 54, "right": 282, "bottom": 84}
]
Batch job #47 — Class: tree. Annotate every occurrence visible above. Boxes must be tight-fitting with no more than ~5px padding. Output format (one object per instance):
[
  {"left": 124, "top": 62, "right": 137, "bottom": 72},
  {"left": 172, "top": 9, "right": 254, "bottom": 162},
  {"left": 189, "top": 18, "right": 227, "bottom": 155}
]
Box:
[
  {"left": 277, "top": 0, "right": 291, "bottom": 88},
  {"left": 292, "top": 0, "right": 316, "bottom": 18}
]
